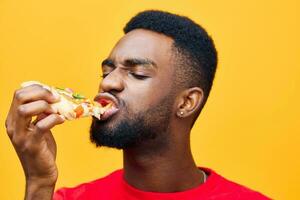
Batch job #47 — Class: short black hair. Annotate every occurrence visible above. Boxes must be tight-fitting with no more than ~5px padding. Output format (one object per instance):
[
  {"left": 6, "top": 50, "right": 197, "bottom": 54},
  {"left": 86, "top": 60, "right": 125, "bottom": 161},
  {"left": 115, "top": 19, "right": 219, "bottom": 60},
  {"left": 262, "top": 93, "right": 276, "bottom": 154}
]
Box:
[{"left": 124, "top": 10, "right": 218, "bottom": 111}]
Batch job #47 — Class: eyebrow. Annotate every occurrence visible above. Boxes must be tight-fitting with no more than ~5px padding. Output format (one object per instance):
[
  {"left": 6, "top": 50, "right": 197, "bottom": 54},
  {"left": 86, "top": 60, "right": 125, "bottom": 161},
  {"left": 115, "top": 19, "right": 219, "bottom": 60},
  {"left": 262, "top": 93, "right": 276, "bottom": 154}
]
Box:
[
  {"left": 123, "top": 58, "right": 157, "bottom": 68},
  {"left": 101, "top": 57, "right": 157, "bottom": 69},
  {"left": 101, "top": 59, "right": 115, "bottom": 68}
]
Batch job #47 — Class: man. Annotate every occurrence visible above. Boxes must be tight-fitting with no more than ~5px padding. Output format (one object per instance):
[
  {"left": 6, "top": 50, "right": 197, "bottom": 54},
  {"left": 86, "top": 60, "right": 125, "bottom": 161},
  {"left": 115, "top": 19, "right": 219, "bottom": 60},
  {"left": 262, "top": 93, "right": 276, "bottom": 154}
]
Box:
[{"left": 5, "top": 10, "right": 270, "bottom": 199}]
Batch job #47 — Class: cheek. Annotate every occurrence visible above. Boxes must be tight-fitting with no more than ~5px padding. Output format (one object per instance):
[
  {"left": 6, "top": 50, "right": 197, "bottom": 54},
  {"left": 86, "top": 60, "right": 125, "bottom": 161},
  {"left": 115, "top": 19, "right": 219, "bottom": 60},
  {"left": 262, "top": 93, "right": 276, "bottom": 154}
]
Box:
[{"left": 124, "top": 78, "right": 173, "bottom": 113}]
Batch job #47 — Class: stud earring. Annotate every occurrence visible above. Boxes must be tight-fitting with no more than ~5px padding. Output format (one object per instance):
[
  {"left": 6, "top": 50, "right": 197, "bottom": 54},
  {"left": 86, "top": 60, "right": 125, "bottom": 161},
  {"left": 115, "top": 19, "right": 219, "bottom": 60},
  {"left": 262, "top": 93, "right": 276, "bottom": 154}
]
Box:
[{"left": 180, "top": 111, "right": 184, "bottom": 115}]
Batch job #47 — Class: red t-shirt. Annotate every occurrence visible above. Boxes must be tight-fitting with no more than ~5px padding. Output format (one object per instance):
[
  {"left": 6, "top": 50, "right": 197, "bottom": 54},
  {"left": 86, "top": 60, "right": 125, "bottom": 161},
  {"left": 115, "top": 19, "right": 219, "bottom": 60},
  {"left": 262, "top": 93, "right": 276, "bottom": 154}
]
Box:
[{"left": 53, "top": 167, "right": 271, "bottom": 200}]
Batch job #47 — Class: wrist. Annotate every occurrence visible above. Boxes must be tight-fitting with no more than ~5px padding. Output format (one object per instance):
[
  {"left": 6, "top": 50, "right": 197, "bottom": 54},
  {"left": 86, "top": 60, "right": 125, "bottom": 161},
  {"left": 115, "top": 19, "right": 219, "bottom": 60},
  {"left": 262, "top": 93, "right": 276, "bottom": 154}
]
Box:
[{"left": 25, "top": 179, "right": 56, "bottom": 200}]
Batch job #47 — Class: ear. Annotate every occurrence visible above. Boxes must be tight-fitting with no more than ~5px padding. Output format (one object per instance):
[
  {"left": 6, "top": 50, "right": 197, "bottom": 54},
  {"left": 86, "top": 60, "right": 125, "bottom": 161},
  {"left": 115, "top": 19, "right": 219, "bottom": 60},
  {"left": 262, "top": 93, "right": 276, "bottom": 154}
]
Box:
[{"left": 176, "top": 87, "right": 204, "bottom": 118}]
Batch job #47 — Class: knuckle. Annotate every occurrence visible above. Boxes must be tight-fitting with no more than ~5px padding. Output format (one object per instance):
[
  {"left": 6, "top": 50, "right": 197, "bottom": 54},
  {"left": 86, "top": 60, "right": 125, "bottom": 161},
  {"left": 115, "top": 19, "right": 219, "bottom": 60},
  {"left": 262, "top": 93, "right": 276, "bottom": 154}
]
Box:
[
  {"left": 5, "top": 119, "right": 9, "bottom": 129},
  {"left": 17, "top": 105, "right": 27, "bottom": 116},
  {"left": 20, "top": 141, "right": 32, "bottom": 153},
  {"left": 14, "top": 90, "right": 24, "bottom": 101},
  {"left": 6, "top": 124, "right": 14, "bottom": 133},
  {"left": 6, "top": 127, "right": 14, "bottom": 138},
  {"left": 18, "top": 143, "right": 29, "bottom": 154},
  {"left": 5, "top": 119, "right": 14, "bottom": 138},
  {"left": 12, "top": 136, "right": 24, "bottom": 147}
]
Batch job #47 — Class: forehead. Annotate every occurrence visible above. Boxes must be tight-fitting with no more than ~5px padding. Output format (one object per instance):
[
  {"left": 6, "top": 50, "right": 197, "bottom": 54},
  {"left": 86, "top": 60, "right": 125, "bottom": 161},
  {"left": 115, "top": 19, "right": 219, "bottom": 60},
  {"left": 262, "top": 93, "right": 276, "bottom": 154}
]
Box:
[{"left": 108, "top": 29, "right": 174, "bottom": 68}]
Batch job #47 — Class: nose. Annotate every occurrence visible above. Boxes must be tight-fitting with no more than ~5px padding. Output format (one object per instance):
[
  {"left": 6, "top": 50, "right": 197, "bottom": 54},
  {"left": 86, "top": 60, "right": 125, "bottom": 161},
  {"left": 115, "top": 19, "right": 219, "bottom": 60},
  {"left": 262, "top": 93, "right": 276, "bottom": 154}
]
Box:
[{"left": 99, "top": 68, "right": 124, "bottom": 93}]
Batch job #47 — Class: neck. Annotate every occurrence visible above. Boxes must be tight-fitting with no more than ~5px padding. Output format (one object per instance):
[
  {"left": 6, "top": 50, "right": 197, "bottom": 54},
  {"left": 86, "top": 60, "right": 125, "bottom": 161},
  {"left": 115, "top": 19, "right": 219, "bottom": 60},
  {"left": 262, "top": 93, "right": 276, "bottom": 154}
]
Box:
[{"left": 122, "top": 135, "right": 205, "bottom": 192}]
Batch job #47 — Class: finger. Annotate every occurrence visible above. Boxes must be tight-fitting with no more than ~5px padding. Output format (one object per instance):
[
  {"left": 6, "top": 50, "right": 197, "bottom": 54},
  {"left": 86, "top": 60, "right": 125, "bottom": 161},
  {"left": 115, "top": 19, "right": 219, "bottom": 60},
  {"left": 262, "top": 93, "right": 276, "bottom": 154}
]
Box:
[
  {"left": 32, "top": 113, "right": 49, "bottom": 124},
  {"left": 34, "top": 114, "right": 65, "bottom": 135},
  {"left": 14, "top": 85, "right": 60, "bottom": 105},
  {"left": 15, "top": 100, "right": 56, "bottom": 130},
  {"left": 17, "top": 100, "right": 56, "bottom": 118}
]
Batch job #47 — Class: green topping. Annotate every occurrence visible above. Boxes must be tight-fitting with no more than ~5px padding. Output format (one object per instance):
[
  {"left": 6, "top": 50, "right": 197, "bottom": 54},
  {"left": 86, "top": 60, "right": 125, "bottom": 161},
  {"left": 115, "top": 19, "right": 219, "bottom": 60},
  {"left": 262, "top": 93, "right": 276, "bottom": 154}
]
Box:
[
  {"left": 72, "top": 93, "right": 85, "bottom": 99},
  {"left": 55, "top": 87, "right": 65, "bottom": 91}
]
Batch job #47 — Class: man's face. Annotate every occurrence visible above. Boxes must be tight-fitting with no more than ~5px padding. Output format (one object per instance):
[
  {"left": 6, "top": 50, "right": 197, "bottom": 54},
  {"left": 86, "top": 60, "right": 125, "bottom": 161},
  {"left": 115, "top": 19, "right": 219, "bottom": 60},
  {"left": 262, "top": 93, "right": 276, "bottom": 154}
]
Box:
[{"left": 90, "top": 29, "right": 176, "bottom": 149}]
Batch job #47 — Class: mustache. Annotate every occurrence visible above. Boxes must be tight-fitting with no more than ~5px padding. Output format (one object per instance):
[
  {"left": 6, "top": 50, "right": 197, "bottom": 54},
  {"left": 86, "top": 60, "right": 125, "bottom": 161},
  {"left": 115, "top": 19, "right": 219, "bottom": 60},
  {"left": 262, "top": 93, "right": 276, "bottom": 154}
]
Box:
[
  {"left": 105, "top": 92, "right": 125, "bottom": 108},
  {"left": 112, "top": 93, "right": 125, "bottom": 108}
]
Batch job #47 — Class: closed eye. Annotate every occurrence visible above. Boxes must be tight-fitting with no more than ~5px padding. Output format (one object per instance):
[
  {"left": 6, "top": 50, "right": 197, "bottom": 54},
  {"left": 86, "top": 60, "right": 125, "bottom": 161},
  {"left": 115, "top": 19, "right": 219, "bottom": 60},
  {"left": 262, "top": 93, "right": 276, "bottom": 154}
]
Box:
[{"left": 128, "top": 72, "right": 149, "bottom": 80}]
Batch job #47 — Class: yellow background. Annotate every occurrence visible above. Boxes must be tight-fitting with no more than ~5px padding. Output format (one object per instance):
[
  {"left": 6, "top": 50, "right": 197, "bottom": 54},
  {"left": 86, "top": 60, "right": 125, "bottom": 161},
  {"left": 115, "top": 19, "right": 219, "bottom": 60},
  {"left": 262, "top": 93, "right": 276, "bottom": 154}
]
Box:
[{"left": 0, "top": 0, "right": 299, "bottom": 199}]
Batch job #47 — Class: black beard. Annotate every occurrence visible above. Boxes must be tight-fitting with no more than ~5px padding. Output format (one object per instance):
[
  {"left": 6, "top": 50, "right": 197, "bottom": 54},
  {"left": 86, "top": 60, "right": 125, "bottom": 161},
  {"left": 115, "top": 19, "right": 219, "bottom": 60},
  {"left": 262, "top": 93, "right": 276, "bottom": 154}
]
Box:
[{"left": 89, "top": 95, "right": 173, "bottom": 149}]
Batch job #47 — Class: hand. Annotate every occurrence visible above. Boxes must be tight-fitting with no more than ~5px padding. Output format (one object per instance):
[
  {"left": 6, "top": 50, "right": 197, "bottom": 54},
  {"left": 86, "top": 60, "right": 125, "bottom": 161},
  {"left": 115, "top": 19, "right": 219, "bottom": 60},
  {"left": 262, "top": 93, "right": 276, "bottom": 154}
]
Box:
[{"left": 5, "top": 84, "right": 65, "bottom": 187}]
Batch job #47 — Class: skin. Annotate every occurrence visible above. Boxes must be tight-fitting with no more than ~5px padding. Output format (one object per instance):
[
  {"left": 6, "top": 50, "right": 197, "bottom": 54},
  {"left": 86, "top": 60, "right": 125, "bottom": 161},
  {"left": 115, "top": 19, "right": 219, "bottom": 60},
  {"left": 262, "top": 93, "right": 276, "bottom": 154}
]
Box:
[
  {"left": 5, "top": 86, "right": 64, "bottom": 199},
  {"left": 5, "top": 29, "right": 205, "bottom": 199}
]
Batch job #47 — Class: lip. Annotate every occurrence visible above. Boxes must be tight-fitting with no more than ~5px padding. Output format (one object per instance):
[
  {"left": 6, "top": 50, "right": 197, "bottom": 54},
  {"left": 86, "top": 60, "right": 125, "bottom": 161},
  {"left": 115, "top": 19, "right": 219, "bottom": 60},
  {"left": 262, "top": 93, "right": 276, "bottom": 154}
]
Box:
[
  {"left": 94, "top": 93, "right": 119, "bottom": 107},
  {"left": 99, "top": 106, "right": 119, "bottom": 121},
  {"left": 94, "top": 93, "right": 120, "bottom": 120}
]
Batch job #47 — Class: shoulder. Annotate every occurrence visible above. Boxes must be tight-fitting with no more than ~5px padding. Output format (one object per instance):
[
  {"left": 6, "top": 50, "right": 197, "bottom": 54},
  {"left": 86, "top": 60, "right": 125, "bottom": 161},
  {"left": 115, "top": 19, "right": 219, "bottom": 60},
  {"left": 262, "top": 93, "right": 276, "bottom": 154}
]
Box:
[
  {"left": 201, "top": 167, "right": 271, "bottom": 200},
  {"left": 53, "top": 169, "right": 123, "bottom": 200}
]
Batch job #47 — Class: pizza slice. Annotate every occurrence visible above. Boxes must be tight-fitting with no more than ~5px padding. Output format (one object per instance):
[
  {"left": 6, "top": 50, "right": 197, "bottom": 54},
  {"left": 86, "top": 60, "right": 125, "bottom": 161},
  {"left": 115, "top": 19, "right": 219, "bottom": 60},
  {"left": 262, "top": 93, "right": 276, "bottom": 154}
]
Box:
[{"left": 21, "top": 81, "right": 112, "bottom": 120}]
